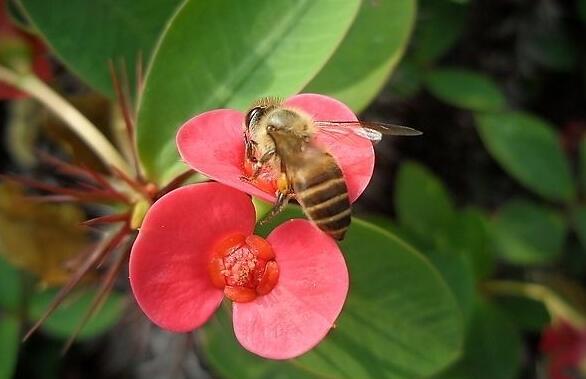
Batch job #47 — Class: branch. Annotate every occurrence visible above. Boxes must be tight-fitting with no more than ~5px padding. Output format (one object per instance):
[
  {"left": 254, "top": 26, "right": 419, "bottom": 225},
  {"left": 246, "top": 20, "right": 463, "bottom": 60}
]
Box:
[
  {"left": 484, "top": 280, "right": 586, "bottom": 327},
  {"left": 0, "top": 65, "right": 132, "bottom": 176}
]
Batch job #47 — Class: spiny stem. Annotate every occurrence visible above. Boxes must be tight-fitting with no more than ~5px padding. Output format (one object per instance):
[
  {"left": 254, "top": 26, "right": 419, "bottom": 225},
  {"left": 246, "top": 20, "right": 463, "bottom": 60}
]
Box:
[
  {"left": 484, "top": 280, "right": 586, "bottom": 327},
  {"left": 0, "top": 65, "right": 132, "bottom": 176}
]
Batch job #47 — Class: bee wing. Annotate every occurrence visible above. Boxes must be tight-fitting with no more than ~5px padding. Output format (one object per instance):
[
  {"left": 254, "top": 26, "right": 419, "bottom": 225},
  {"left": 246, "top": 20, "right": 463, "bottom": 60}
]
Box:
[{"left": 315, "top": 120, "right": 422, "bottom": 144}]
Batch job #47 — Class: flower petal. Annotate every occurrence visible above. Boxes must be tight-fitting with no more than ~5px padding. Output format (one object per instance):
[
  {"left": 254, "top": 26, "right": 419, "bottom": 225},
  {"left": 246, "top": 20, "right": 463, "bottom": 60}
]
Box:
[
  {"left": 177, "top": 95, "right": 374, "bottom": 204},
  {"left": 232, "top": 220, "right": 349, "bottom": 359},
  {"left": 129, "top": 182, "right": 256, "bottom": 332},
  {"left": 285, "top": 93, "right": 374, "bottom": 202},
  {"left": 177, "top": 109, "right": 274, "bottom": 202}
]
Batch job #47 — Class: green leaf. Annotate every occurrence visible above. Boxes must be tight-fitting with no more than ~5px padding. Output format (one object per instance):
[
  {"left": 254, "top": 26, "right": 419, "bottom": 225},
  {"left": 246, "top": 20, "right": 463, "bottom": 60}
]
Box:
[
  {"left": 0, "top": 315, "right": 19, "bottom": 379},
  {"left": 395, "top": 161, "right": 456, "bottom": 246},
  {"left": 20, "top": 0, "right": 182, "bottom": 97},
  {"left": 435, "top": 300, "right": 522, "bottom": 379},
  {"left": 521, "top": 24, "right": 576, "bottom": 72},
  {"left": 425, "top": 68, "right": 506, "bottom": 112},
  {"left": 571, "top": 206, "right": 586, "bottom": 253},
  {"left": 496, "top": 296, "right": 550, "bottom": 332},
  {"left": 364, "top": 214, "right": 431, "bottom": 252},
  {"left": 298, "top": 219, "right": 463, "bottom": 378},
  {"left": 445, "top": 208, "right": 494, "bottom": 280},
  {"left": 255, "top": 214, "right": 463, "bottom": 378},
  {"left": 412, "top": 0, "right": 468, "bottom": 64},
  {"left": 0, "top": 256, "right": 22, "bottom": 312},
  {"left": 304, "top": 0, "right": 415, "bottom": 112},
  {"left": 490, "top": 199, "right": 567, "bottom": 265},
  {"left": 28, "top": 288, "right": 125, "bottom": 340},
  {"left": 387, "top": 58, "right": 424, "bottom": 100},
  {"left": 426, "top": 251, "right": 475, "bottom": 322},
  {"left": 475, "top": 111, "right": 575, "bottom": 201},
  {"left": 136, "top": 0, "right": 360, "bottom": 183}
]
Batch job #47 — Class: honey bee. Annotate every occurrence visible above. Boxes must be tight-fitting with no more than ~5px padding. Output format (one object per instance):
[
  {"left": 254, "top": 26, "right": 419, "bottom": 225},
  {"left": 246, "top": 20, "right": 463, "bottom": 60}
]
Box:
[{"left": 243, "top": 97, "right": 421, "bottom": 240}]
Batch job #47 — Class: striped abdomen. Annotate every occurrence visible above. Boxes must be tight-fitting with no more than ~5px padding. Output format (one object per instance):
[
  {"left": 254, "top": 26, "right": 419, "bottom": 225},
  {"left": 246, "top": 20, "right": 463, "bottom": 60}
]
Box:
[{"left": 291, "top": 151, "right": 351, "bottom": 240}]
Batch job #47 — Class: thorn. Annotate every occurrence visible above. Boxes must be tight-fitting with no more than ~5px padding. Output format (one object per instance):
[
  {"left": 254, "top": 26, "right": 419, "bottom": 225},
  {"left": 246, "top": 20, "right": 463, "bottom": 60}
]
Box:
[
  {"left": 109, "top": 165, "right": 151, "bottom": 199},
  {"left": 108, "top": 59, "right": 142, "bottom": 180},
  {"left": 81, "top": 213, "right": 128, "bottom": 227},
  {"left": 156, "top": 170, "right": 195, "bottom": 200},
  {"left": 62, "top": 244, "right": 129, "bottom": 353},
  {"left": 26, "top": 195, "right": 77, "bottom": 203},
  {"left": 81, "top": 165, "right": 125, "bottom": 196},
  {"left": 108, "top": 60, "right": 135, "bottom": 141},
  {"left": 23, "top": 226, "right": 130, "bottom": 342},
  {"left": 96, "top": 226, "right": 132, "bottom": 269},
  {"left": 37, "top": 151, "right": 96, "bottom": 183},
  {"left": 2, "top": 174, "right": 127, "bottom": 203}
]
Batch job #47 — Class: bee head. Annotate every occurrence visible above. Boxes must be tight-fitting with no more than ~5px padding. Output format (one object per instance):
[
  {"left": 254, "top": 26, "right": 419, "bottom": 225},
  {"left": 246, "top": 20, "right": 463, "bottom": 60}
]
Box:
[
  {"left": 265, "top": 109, "right": 303, "bottom": 136},
  {"left": 245, "top": 97, "right": 283, "bottom": 131}
]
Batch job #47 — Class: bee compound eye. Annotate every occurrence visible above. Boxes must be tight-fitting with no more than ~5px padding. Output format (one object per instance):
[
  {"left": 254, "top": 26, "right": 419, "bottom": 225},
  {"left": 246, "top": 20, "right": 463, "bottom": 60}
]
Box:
[{"left": 245, "top": 107, "right": 263, "bottom": 128}]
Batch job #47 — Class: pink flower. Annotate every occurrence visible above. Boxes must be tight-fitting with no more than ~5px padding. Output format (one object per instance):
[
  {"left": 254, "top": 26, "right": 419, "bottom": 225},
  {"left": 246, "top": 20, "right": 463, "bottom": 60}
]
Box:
[
  {"left": 0, "top": 0, "right": 52, "bottom": 99},
  {"left": 129, "top": 182, "right": 349, "bottom": 359},
  {"left": 176, "top": 93, "right": 374, "bottom": 203},
  {"left": 541, "top": 320, "right": 586, "bottom": 379}
]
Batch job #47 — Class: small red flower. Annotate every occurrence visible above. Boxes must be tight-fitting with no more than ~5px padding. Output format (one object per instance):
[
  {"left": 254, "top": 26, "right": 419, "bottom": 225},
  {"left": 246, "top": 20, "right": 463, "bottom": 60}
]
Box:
[
  {"left": 0, "top": 0, "right": 52, "bottom": 99},
  {"left": 541, "top": 320, "right": 586, "bottom": 379},
  {"left": 129, "top": 182, "right": 349, "bottom": 359},
  {"left": 176, "top": 93, "right": 374, "bottom": 203}
]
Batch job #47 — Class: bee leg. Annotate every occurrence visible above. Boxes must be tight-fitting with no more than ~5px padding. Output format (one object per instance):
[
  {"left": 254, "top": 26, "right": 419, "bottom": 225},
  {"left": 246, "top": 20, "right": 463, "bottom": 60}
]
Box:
[
  {"left": 258, "top": 172, "right": 291, "bottom": 224},
  {"left": 240, "top": 149, "right": 275, "bottom": 182},
  {"left": 258, "top": 191, "right": 291, "bottom": 225}
]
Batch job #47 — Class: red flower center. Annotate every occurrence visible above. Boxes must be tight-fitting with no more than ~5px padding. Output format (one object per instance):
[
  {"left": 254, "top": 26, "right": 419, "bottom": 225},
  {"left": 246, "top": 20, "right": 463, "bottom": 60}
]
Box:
[
  {"left": 208, "top": 233, "right": 279, "bottom": 303},
  {"left": 242, "top": 158, "right": 278, "bottom": 195}
]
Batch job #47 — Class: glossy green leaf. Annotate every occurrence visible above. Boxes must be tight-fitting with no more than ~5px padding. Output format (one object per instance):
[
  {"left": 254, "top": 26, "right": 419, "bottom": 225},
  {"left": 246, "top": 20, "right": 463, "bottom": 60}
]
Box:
[
  {"left": 363, "top": 214, "right": 395, "bottom": 231},
  {"left": 137, "top": 0, "right": 360, "bottom": 183},
  {"left": 365, "top": 214, "right": 431, "bottom": 253},
  {"left": 258, "top": 214, "right": 464, "bottom": 378},
  {"left": 426, "top": 251, "right": 475, "bottom": 322},
  {"left": 446, "top": 208, "right": 494, "bottom": 280},
  {"left": 412, "top": 0, "right": 468, "bottom": 64},
  {"left": 0, "top": 315, "right": 20, "bottom": 379},
  {"left": 435, "top": 300, "right": 522, "bottom": 379},
  {"left": 475, "top": 111, "right": 575, "bottom": 202},
  {"left": 304, "top": 0, "right": 415, "bottom": 112},
  {"left": 372, "top": 217, "right": 476, "bottom": 322},
  {"left": 28, "top": 288, "right": 125, "bottom": 340},
  {"left": 20, "top": 0, "right": 182, "bottom": 97},
  {"left": 425, "top": 68, "right": 506, "bottom": 112},
  {"left": 0, "top": 256, "right": 22, "bottom": 312},
  {"left": 491, "top": 199, "right": 566, "bottom": 265},
  {"left": 395, "top": 161, "right": 456, "bottom": 245},
  {"left": 299, "top": 220, "right": 463, "bottom": 378}
]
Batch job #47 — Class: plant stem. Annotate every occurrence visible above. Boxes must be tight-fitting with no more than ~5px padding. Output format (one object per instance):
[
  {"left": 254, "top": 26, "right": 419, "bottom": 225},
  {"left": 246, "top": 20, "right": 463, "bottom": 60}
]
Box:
[
  {"left": 0, "top": 65, "right": 132, "bottom": 175},
  {"left": 484, "top": 280, "right": 586, "bottom": 327}
]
